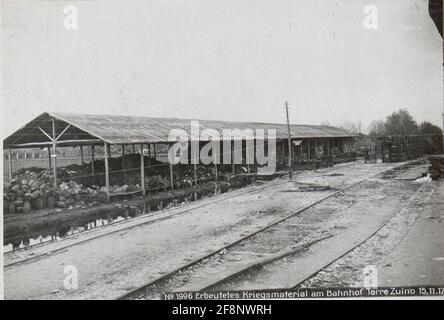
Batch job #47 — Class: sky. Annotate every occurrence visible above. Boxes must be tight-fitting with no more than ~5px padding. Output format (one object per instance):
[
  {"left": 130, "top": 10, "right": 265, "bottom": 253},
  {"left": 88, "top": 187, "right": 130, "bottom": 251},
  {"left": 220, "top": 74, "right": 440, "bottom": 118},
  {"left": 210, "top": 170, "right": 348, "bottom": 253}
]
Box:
[{"left": 1, "top": 0, "right": 442, "bottom": 136}]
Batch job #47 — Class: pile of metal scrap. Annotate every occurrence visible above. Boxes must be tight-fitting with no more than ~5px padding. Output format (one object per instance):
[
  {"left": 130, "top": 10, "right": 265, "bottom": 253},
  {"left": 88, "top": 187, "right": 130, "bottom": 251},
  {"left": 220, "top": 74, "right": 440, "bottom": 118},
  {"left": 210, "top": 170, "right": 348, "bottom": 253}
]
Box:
[{"left": 428, "top": 155, "right": 444, "bottom": 180}]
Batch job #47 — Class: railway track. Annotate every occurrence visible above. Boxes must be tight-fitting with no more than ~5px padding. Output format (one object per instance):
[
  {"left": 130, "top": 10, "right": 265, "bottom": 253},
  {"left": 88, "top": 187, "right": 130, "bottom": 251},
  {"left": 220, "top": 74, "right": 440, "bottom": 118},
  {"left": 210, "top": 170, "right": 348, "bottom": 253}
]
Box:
[
  {"left": 4, "top": 175, "right": 291, "bottom": 267},
  {"left": 117, "top": 159, "right": 426, "bottom": 299}
]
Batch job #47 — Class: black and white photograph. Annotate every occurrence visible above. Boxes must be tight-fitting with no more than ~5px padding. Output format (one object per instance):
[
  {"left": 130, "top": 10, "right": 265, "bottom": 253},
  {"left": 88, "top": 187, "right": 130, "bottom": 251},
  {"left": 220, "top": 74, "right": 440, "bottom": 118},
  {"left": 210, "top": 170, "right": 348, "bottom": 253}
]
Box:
[{"left": 1, "top": 0, "right": 443, "bottom": 305}]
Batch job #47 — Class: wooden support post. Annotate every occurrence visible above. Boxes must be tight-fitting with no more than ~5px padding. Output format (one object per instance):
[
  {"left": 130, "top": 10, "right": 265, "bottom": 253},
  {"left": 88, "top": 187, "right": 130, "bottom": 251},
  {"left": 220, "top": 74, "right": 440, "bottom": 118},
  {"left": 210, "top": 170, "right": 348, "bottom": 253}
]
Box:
[
  {"left": 246, "top": 144, "right": 250, "bottom": 174},
  {"left": 52, "top": 118, "right": 57, "bottom": 189},
  {"left": 307, "top": 139, "right": 311, "bottom": 159},
  {"left": 140, "top": 144, "right": 145, "bottom": 196},
  {"left": 231, "top": 141, "right": 235, "bottom": 174},
  {"left": 193, "top": 145, "right": 198, "bottom": 185},
  {"left": 91, "top": 145, "right": 95, "bottom": 176},
  {"left": 315, "top": 139, "right": 318, "bottom": 158},
  {"left": 80, "top": 145, "right": 84, "bottom": 164},
  {"left": 48, "top": 146, "right": 52, "bottom": 169},
  {"left": 214, "top": 150, "right": 218, "bottom": 181},
  {"left": 104, "top": 142, "right": 110, "bottom": 202},
  {"left": 169, "top": 162, "right": 174, "bottom": 191},
  {"left": 285, "top": 102, "right": 292, "bottom": 179},
  {"left": 121, "top": 145, "right": 125, "bottom": 179},
  {"left": 132, "top": 144, "right": 136, "bottom": 154},
  {"left": 8, "top": 149, "right": 12, "bottom": 182},
  {"left": 153, "top": 144, "right": 157, "bottom": 159}
]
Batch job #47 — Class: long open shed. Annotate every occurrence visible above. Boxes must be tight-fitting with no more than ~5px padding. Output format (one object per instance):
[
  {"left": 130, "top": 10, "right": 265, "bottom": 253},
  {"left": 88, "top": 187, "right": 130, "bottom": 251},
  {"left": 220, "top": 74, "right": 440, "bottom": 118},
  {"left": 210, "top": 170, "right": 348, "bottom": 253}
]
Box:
[{"left": 4, "top": 112, "right": 357, "bottom": 201}]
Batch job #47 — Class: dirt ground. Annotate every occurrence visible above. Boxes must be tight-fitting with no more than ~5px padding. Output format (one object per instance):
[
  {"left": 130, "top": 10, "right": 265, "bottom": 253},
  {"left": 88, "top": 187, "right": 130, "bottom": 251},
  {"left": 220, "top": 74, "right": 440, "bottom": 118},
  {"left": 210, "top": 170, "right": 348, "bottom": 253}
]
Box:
[
  {"left": 4, "top": 160, "right": 440, "bottom": 300},
  {"left": 293, "top": 178, "right": 444, "bottom": 290}
]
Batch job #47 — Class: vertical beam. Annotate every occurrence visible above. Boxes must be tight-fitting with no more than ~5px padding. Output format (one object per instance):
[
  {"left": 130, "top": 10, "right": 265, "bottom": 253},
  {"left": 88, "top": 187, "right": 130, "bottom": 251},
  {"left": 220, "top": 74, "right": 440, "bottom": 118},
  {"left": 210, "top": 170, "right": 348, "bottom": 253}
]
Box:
[
  {"left": 245, "top": 141, "right": 250, "bottom": 174},
  {"left": 214, "top": 148, "right": 218, "bottom": 180},
  {"left": 8, "top": 149, "right": 12, "bottom": 182},
  {"left": 285, "top": 101, "right": 292, "bottom": 179},
  {"left": 193, "top": 146, "right": 198, "bottom": 185},
  {"left": 104, "top": 142, "right": 110, "bottom": 202},
  {"left": 91, "top": 145, "right": 95, "bottom": 176},
  {"left": 315, "top": 139, "right": 318, "bottom": 158},
  {"left": 308, "top": 139, "right": 311, "bottom": 159},
  {"left": 121, "top": 145, "right": 125, "bottom": 179},
  {"left": 48, "top": 146, "right": 52, "bottom": 169},
  {"left": 80, "top": 145, "right": 84, "bottom": 164},
  {"left": 140, "top": 144, "right": 145, "bottom": 196},
  {"left": 169, "top": 161, "right": 174, "bottom": 191},
  {"left": 231, "top": 140, "right": 235, "bottom": 174},
  {"left": 153, "top": 144, "right": 157, "bottom": 159},
  {"left": 51, "top": 118, "right": 57, "bottom": 189}
]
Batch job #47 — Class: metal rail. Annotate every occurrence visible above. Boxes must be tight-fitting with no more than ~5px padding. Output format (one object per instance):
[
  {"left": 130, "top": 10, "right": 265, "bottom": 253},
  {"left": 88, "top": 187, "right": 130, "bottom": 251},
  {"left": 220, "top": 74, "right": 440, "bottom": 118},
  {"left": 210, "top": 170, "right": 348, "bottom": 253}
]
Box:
[{"left": 117, "top": 160, "right": 422, "bottom": 300}]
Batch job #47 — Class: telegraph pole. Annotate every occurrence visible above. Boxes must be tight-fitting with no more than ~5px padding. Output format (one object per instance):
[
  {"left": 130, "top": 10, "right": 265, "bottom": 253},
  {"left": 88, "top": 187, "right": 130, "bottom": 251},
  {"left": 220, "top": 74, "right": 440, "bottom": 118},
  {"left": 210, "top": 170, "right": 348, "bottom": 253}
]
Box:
[{"left": 285, "top": 101, "right": 293, "bottom": 179}]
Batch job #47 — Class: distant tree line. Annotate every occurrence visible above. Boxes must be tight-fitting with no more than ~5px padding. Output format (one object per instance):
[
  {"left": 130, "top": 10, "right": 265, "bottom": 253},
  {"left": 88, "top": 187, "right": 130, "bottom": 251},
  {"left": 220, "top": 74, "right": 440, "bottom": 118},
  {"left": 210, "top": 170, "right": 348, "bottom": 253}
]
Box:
[{"left": 368, "top": 109, "right": 443, "bottom": 137}]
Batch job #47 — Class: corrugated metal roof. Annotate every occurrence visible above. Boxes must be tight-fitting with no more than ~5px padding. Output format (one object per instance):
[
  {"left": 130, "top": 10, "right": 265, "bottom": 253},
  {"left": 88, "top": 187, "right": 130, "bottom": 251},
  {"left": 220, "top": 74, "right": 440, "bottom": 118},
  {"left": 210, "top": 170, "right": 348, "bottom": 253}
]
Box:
[{"left": 4, "top": 112, "right": 357, "bottom": 147}]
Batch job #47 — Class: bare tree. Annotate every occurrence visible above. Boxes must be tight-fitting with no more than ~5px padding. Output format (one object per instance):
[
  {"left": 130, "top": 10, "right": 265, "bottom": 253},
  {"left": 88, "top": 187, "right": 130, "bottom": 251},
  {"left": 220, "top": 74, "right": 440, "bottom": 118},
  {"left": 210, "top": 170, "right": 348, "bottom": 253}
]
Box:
[{"left": 340, "top": 120, "right": 362, "bottom": 134}]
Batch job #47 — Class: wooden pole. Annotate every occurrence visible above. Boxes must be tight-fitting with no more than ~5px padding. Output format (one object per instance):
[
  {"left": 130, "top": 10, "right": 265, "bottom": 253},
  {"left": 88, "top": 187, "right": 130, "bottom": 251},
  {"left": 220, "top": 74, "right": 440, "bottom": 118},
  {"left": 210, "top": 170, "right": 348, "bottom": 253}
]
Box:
[
  {"left": 308, "top": 139, "right": 311, "bottom": 159},
  {"left": 285, "top": 102, "right": 292, "bottom": 179},
  {"left": 246, "top": 142, "right": 250, "bottom": 174},
  {"left": 169, "top": 161, "right": 174, "bottom": 191},
  {"left": 104, "top": 142, "right": 110, "bottom": 202},
  {"left": 121, "top": 144, "right": 125, "bottom": 180},
  {"left": 315, "top": 139, "right": 318, "bottom": 158},
  {"left": 52, "top": 118, "right": 57, "bottom": 189},
  {"left": 140, "top": 144, "right": 145, "bottom": 196},
  {"left": 8, "top": 149, "right": 12, "bottom": 182},
  {"left": 48, "top": 146, "right": 52, "bottom": 169},
  {"left": 231, "top": 140, "right": 235, "bottom": 174},
  {"left": 80, "top": 145, "right": 84, "bottom": 164},
  {"left": 193, "top": 146, "right": 198, "bottom": 185},
  {"left": 214, "top": 149, "right": 218, "bottom": 181},
  {"left": 91, "top": 145, "right": 95, "bottom": 176}
]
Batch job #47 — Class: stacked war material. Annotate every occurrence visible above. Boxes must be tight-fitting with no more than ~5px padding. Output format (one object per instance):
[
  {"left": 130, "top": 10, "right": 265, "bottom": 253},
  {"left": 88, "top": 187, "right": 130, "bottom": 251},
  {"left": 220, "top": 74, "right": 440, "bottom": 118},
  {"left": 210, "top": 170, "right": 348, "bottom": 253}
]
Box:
[
  {"left": 389, "top": 146, "right": 402, "bottom": 163},
  {"left": 2, "top": 158, "right": 241, "bottom": 214},
  {"left": 3, "top": 168, "right": 98, "bottom": 214},
  {"left": 428, "top": 155, "right": 444, "bottom": 180}
]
